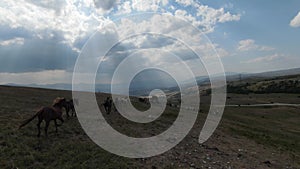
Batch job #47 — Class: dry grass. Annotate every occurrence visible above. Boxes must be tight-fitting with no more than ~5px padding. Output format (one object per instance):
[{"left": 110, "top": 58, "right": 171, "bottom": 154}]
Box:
[{"left": 0, "top": 85, "right": 299, "bottom": 168}]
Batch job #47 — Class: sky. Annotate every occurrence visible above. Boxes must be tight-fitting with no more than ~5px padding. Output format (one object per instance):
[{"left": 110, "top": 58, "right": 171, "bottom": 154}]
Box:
[{"left": 0, "top": 0, "right": 299, "bottom": 86}]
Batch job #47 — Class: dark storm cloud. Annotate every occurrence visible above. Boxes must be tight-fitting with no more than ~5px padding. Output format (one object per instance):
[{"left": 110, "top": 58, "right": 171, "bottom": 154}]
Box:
[
  {"left": 0, "top": 25, "right": 32, "bottom": 41},
  {"left": 93, "top": 0, "right": 117, "bottom": 10},
  {"left": 0, "top": 37, "right": 78, "bottom": 73},
  {"left": 97, "top": 33, "right": 199, "bottom": 76}
]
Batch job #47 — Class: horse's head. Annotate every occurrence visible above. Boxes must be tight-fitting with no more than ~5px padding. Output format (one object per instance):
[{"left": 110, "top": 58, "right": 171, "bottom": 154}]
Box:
[{"left": 52, "top": 97, "right": 67, "bottom": 108}]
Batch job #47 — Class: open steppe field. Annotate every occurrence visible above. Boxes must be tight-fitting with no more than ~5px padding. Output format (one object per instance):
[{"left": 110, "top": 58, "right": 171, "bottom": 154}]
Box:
[{"left": 0, "top": 85, "right": 299, "bottom": 168}]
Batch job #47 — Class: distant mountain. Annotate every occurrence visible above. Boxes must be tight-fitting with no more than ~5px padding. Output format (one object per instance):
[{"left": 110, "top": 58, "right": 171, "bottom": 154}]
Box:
[
  {"left": 5, "top": 83, "right": 73, "bottom": 91},
  {"left": 226, "top": 67, "right": 300, "bottom": 82},
  {"left": 249, "top": 67, "right": 300, "bottom": 77},
  {"left": 4, "top": 67, "right": 300, "bottom": 94},
  {"left": 181, "top": 72, "right": 238, "bottom": 87}
]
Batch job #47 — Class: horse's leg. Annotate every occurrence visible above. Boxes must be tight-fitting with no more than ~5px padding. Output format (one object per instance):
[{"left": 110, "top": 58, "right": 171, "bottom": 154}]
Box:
[
  {"left": 54, "top": 120, "right": 58, "bottom": 133},
  {"left": 37, "top": 118, "right": 42, "bottom": 137},
  {"left": 108, "top": 103, "right": 112, "bottom": 114},
  {"left": 66, "top": 107, "right": 70, "bottom": 118},
  {"left": 58, "top": 116, "right": 64, "bottom": 125},
  {"left": 72, "top": 107, "right": 76, "bottom": 117},
  {"left": 44, "top": 121, "right": 50, "bottom": 138},
  {"left": 107, "top": 106, "right": 111, "bottom": 114},
  {"left": 113, "top": 104, "right": 117, "bottom": 112},
  {"left": 107, "top": 107, "right": 109, "bottom": 114}
]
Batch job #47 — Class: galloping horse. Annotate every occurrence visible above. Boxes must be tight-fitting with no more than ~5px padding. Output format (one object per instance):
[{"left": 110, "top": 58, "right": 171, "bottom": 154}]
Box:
[
  {"left": 19, "top": 97, "right": 66, "bottom": 137},
  {"left": 103, "top": 97, "right": 113, "bottom": 114},
  {"left": 63, "top": 99, "right": 76, "bottom": 117}
]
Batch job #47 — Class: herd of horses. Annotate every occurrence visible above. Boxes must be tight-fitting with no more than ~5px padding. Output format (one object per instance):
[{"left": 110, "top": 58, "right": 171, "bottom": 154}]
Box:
[
  {"left": 18, "top": 97, "right": 114, "bottom": 138},
  {"left": 18, "top": 97, "right": 77, "bottom": 137},
  {"left": 18, "top": 96, "right": 187, "bottom": 138}
]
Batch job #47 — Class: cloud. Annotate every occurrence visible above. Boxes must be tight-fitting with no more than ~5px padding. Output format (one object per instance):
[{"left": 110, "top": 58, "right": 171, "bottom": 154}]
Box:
[
  {"left": 94, "top": 0, "right": 117, "bottom": 10},
  {"left": 238, "top": 39, "right": 274, "bottom": 51},
  {"left": 174, "top": 3, "right": 241, "bottom": 33},
  {"left": 131, "top": 0, "right": 169, "bottom": 12},
  {"left": 0, "top": 0, "right": 238, "bottom": 85},
  {"left": 175, "top": 0, "right": 194, "bottom": 7},
  {"left": 0, "top": 70, "right": 72, "bottom": 85},
  {"left": 215, "top": 45, "right": 229, "bottom": 57},
  {"left": 0, "top": 0, "right": 110, "bottom": 51},
  {"left": 0, "top": 37, "right": 24, "bottom": 46},
  {"left": 114, "top": 14, "right": 230, "bottom": 68},
  {"left": 0, "top": 0, "right": 240, "bottom": 52},
  {"left": 238, "top": 39, "right": 256, "bottom": 51},
  {"left": 244, "top": 53, "right": 281, "bottom": 63},
  {"left": 25, "top": 0, "right": 66, "bottom": 15},
  {"left": 290, "top": 11, "right": 300, "bottom": 28},
  {"left": 0, "top": 25, "right": 32, "bottom": 40},
  {"left": 95, "top": 23, "right": 227, "bottom": 83},
  {"left": 196, "top": 5, "right": 241, "bottom": 23},
  {"left": 0, "top": 37, "right": 77, "bottom": 73},
  {"left": 115, "top": 0, "right": 241, "bottom": 33},
  {"left": 259, "top": 46, "right": 275, "bottom": 51},
  {"left": 116, "top": 1, "right": 132, "bottom": 15}
]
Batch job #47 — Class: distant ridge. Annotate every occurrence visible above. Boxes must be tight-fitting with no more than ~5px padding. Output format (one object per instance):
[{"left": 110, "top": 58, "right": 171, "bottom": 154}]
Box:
[
  {"left": 4, "top": 67, "right": 300, "bottom": 93},
  {"left": 225, "top": 67, "right": 300, "bottom": 81},
  {"left": 248, "top": 67, "right": 300, "bottom": 77}
]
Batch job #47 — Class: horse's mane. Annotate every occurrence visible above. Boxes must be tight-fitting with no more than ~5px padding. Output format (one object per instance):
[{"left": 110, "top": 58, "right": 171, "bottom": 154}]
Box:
[{"left": 52, "top": 97, "right": 66, "bottom": 107}]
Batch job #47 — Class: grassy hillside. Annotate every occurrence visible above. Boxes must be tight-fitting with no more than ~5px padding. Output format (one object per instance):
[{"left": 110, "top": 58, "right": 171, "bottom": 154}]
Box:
[
  {"left": 227, "top": 74, "right": 300, "bottom": 94},
  {"left": 0, "top": 85, "right": 299, "bottom": 168}
]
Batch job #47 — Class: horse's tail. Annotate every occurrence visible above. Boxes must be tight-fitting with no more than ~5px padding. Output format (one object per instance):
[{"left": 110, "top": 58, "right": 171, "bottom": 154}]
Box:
[{"left": 19, "top": 109, "right": 42, "bottom": 129}]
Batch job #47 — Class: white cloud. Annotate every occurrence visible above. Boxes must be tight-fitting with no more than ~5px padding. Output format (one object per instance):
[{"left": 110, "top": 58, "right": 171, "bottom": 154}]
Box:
[
  {"left": 112, "top": 13, "right": 231, "bottom": 62},
  {"left": 97, "top": 13, "right": 229, "bottom": 81},
  {"left": 259, "top": 46, "right": 275, "bottom": 51},
  {"left": 218, "top": 11, "right": 241, "bottom": 23},
  {"left": 238, "top": 39, "right": 274, "bottom": 52},
  {"left": 0, "top": 0, "right": 111, "bottom": 51},
  {"left": 238, "top": 39, "right": 257, "bottom": 51},
  {"left": 0, "top": 0, "right": 241, "bottom": 51},
  {"left": 244, "top": 53, "right": 281, "bottom": 63},
  {"left": 131, "top": 0, "right": 169, "bottom": 12},
  {"left": 116, "top": 1, "right": 132, "bottom": 15},
  {"left": 117, "top": 14, "right": 202, "bottom": 47},
  {"left": 128, "top": 0, "right": 240, "bottom": 33},
  {"left": 214, "top": 45, "right": 229, "bottom": 57},
  {"left": 0, "top": 37, "right": 24, "bottom": 46},
  {"left": 0, "top": 0, "right": 239, "bottom": 84},
  {"left": 175, "top": 0, "right": 193, "bottom": 7},
  {"left": 25, "top": 0, "right": 66, "bottom": 15},
  {"left": 173, "top": 3, "right": 240, "bottom": 33},
  {"left": 196, "top": 5, "right": 241, "bottom": 23},
  {"left": 290, "top": 11, "right": 300, "bottom": 28}
]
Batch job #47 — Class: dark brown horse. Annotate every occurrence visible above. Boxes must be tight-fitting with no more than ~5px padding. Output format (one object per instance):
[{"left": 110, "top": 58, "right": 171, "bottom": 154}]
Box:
[
  {"left": 103, "top": 97, "right": 113, "bottom": 114},
  {"left": 19, "top": 97, "right": 66, "bottom": 137},
  {"left": 63, "top": 99, "right": 76, "bottom": 117}
]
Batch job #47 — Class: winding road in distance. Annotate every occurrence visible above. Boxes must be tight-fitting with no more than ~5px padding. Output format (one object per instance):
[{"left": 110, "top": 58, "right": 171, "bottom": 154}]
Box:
[{"left": 226, "top": 103, "right": 300, "bottom": 107}]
